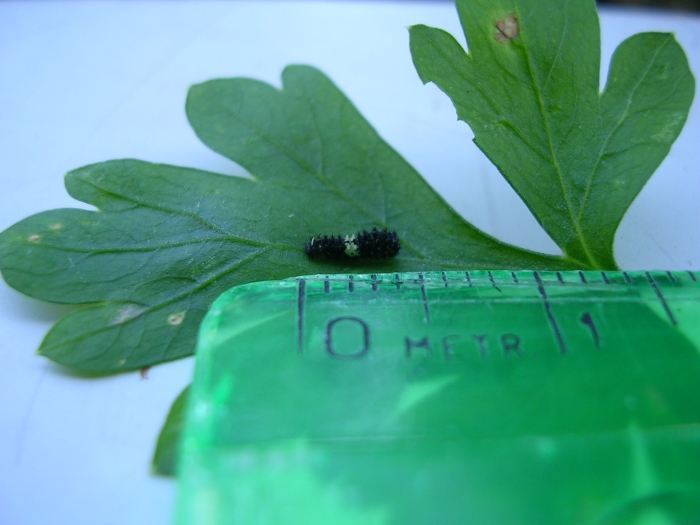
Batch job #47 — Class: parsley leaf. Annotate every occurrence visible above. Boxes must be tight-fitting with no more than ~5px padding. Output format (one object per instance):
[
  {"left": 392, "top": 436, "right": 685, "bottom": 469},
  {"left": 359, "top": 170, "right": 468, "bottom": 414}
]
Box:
[
  {"left": 0, "top": 66, "right": 570, "bottom": 373},
  {"left": 409, "top": 0, "right": 694, "bottom": 269},
  {"left": 152, "top": 385, "right": 189, "bottom": 476}
]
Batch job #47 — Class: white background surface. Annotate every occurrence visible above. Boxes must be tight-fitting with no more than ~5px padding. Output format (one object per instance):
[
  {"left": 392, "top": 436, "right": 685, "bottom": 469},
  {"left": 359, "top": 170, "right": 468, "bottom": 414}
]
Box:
[{"left": 1, "top": 2, "right": 698, "bottom": 524}]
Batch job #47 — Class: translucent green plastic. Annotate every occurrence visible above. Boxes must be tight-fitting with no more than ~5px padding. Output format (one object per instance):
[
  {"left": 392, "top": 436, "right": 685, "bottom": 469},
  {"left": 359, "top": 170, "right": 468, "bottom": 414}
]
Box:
[{"left": 176, "top": 270, "right": 700, "bottom": 525}]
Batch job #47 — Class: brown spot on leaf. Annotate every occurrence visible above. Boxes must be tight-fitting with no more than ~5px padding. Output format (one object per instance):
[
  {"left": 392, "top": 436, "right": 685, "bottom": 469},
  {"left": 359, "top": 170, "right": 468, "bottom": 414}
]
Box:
[{"left": 495, "top": 14, "right": 519, "bottom": 42}]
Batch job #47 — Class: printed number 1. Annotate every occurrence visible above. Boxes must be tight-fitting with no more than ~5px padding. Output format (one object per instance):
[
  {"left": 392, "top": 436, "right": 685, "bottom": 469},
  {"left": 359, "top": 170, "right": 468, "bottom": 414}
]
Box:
[{"left": 579, "top": 311, "right": 600, "bottom": 348}]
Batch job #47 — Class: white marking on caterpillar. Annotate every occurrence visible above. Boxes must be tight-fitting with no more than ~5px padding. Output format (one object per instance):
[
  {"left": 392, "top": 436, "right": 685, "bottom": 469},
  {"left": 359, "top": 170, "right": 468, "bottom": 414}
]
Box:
[{"left": 343, "top": 234, "right": 360, "bottom": 257}]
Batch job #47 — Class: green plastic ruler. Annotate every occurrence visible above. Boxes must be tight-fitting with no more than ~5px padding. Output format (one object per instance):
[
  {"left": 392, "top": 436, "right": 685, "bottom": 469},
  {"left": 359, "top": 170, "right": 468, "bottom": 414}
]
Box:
[{"left": 176, "top": 270, "right": 700, "bottom": 525}]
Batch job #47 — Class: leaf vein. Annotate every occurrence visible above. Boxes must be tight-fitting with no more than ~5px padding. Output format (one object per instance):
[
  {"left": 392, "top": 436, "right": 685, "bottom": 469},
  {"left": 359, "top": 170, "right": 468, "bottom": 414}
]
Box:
[
  {"left": 41, "top": 248, "right": 273, "bottom": 356},
  {"left": 515, "top": 0, "right": 598, "bottom": 267},
  {"left": 578, "top": 35, "right": 672, "bottom": 224},
  {"left": 218, "top": 104, "right": 393, "bottom": 233},
  {"left": 76, "top": 177, "right": 235, "bottom": 237}
]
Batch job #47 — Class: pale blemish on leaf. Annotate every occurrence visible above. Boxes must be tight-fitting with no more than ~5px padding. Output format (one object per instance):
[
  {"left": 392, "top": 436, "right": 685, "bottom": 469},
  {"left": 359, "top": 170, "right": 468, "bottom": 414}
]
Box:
[
  {"left": 110, "top": 304, "right": 146, "bottom": 326},
  {"left": 650, "top": 112, "right": 686, "bottom": 142},
  {"left": 494, "top": 14, "right": 519, "bottom": 42},
  {"left": 168, "top": 311, "right": 186, "bottom": 326},
  {"left": 27, "top": 234, "right": 40, "bottom": 243},
  {"left": 117, "top": 358, "right": 127, "bottom": 366},
  {"left": 49, "top": 223, "right": 62, "bottom": 231}
]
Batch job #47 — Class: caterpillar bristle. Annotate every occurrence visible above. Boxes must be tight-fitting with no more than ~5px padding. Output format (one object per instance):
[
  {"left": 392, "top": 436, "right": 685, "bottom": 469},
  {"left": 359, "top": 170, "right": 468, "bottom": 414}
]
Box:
[{"left": 305, "top": 228, "right": 400, "bottom": 260}]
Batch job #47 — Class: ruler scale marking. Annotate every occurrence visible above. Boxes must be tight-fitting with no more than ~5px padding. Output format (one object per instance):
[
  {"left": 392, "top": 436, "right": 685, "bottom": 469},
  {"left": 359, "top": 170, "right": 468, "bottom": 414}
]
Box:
[
  {"left": 419, "top": 273, "right": 431, "bottom": 324},
  {"left": 297, "top": 279, "right": 306, "bottom": 353},
  {"left": 488, "top": 271, "right": 501, "bottom": 292},
  {"left": 645, "top": 272, "right": 677, "bottom": 326},
  {"left": 534, "top": 272, "right": 567, "bottom": 354}
]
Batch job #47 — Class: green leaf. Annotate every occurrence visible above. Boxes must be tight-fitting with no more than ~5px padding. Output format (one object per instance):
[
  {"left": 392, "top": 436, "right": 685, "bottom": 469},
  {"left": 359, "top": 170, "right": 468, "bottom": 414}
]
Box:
[
  {"left": 152, "top": 385, "right": 189, "bottom": 477},
  {"left": 409, "top": 0, "right": 694, "bottom": 270},
  {"left": 0, "top": 66, "right": 573, "bottom": 373}
]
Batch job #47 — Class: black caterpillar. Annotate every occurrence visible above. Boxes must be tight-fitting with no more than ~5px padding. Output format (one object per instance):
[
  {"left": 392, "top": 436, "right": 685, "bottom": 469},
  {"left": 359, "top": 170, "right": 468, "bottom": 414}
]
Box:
[{"left": 305, "top": 228, "right": 400, "bottom": 260}]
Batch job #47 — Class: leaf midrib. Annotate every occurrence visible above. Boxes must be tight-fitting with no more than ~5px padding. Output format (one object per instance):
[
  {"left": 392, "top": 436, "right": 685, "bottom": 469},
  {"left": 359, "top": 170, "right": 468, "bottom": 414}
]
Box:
[
  {"left": 16, "top": 236, "right": 294, "bottom": 254},
  {"left": 216, "top": 94, "right": 426, "bottom": 258},
  {"left": 416, "top": 25, "right": 584, "bottom": 265},
  {"left": 577, "top": 35, "right": 672, "bottom": 225},
  {"left": 218, "top": 106, "right": 388, "bottom": 224},
  {"left": 74, "top": 177, "right": 299, "bottom": 251},
  {"left": 515, "top": 0, "right": 599, "bottom": 269}
]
